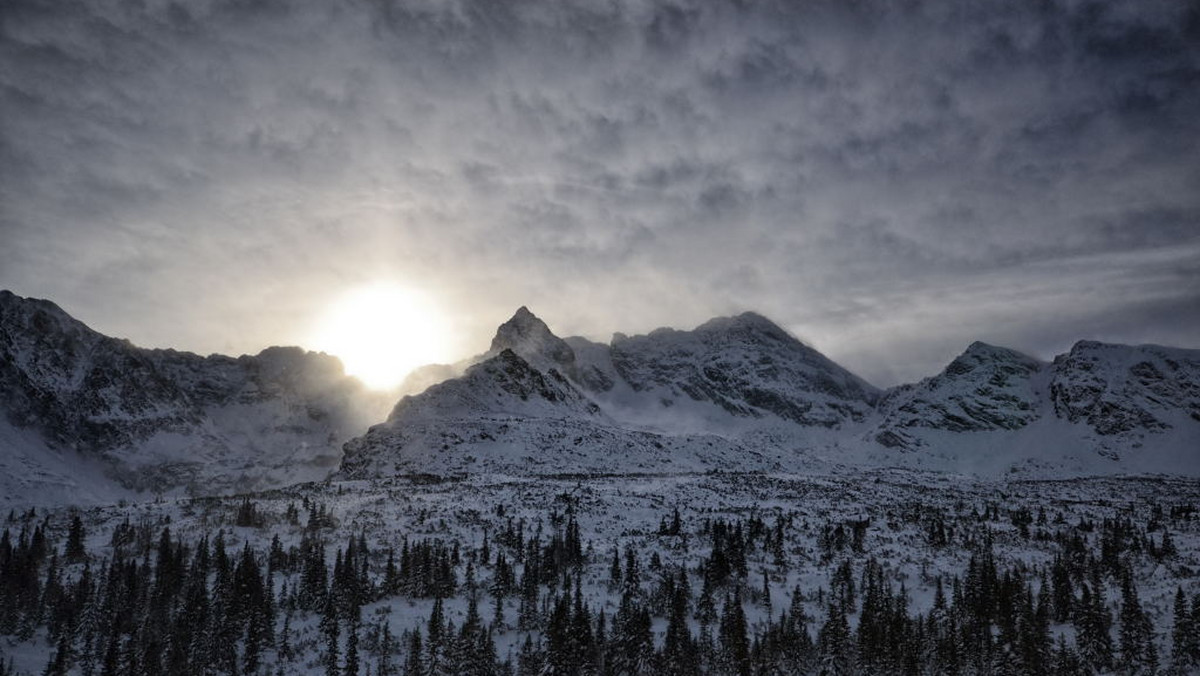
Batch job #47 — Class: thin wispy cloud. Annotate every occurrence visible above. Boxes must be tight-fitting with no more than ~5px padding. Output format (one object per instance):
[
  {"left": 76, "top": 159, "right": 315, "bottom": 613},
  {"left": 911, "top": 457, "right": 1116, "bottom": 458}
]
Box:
[{"left": 2, "top": 0, "right": 1197, "bottom": 384}]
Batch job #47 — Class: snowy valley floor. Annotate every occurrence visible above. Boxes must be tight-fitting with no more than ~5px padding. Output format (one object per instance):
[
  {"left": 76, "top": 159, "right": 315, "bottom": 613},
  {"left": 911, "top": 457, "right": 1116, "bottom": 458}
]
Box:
[{"left": 2, "top": 469, "right": 1199, "bottom": 675}]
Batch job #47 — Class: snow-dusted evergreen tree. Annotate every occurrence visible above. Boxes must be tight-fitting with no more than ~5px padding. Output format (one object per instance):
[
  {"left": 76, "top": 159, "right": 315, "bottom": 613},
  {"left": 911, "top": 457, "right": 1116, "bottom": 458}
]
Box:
[
  {"left": 817, "top": 601, "right": 854, "bottom": 676},
  {"left": 1076, "top": 574, "right": 1114, "bottom": 672},
  {"left": 1119, "top": 573, "right": 1154, "bottom": 673},
  {"left": 1170, "top": 587, "right": 1197, "bottom": 674}
]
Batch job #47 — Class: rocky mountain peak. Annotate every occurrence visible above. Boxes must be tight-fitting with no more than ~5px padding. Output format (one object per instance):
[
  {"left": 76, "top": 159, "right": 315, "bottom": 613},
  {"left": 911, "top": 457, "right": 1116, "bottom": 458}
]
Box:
[
  {"left": 1051, "top": 341, "right": 1200, "bottom": 435},
  {"left": 945, "top": 342, "right": 1042, "bottom": 378},
  {"left": 489, "top": 306, "right": 576, "bottom": 370},
  {"left": 872, "top": 341, "right": 1046, "bottom": 447}
]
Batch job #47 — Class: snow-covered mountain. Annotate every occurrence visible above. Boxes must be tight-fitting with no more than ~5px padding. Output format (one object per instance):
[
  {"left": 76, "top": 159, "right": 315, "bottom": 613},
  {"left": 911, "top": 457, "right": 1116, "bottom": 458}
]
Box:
[
  {"left": 4, "top": 293, "right": 1197, "bottom": 497},
  {"left": 0, "top": 290, "right": 391, "bottom": 504},
  {"left": 337, "top": 309, "right": 887, "bottom": 478},
  {"left": 340, "top": 307, "right": 1200, "bottom": 479},
  {"left": 1051, "top": 340, "right": 1200, "bottom": 435},
  {"left": 871, "top": 342, "right": 1047, "bottom": 448},
  {"left": 608, "top": 312, "right": 879, "bottom": 426}
]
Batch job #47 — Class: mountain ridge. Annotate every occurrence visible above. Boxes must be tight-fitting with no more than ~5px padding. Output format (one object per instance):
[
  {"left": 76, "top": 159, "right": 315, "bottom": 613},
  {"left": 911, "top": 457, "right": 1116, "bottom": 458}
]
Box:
[
  {"left": 0, "top": 290, "right": 392, "bottom": 503},
  {"left": 2, "top": 291, "right": 1198, "bottom": 505},
  {"left": 340, "top": 306, "right": 1200, "bottom": 480}
]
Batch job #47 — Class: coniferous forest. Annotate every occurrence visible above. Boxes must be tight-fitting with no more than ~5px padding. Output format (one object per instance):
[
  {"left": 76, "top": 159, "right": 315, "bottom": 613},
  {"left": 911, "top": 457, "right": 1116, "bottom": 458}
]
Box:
[{"left": 1, "top": 472, "right": 1198, "bottom": 676}]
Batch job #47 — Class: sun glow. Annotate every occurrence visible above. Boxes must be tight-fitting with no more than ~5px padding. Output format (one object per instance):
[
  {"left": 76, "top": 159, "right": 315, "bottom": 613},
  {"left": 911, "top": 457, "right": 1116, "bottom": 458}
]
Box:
[{"left": 310, "top": 283, "right": 455, "bottom": 390}]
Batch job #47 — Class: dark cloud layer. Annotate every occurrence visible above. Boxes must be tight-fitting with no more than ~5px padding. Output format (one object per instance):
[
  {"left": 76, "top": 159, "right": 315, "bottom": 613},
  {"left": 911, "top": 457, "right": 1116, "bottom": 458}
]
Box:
[{"left": 2, "top": 0, "right": 1198, "bottom": 384}]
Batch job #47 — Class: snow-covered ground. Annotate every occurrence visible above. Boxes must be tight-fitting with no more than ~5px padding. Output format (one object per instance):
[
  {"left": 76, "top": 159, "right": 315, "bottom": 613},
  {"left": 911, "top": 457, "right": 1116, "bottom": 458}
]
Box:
[{"left": 2, "top": 469, "right": 1196, "bottom": 674}]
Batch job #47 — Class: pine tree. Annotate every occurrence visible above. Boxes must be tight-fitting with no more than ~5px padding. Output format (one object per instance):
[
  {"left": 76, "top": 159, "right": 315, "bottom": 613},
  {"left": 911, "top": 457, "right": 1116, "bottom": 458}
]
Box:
[
  {"left": 403, "top": 630, "right": 423, "bottom": 676},
  {"left": 718, "top": 593, "right": 750, "bottom": 676},
  {"left": 279, "top": 608, "right": 294, "bottom": 663},
  {"left": 322, "top": 596, "right": 341, "bottom": 676},
  {"left": 1119, "top": 574, "right": 1152, "bottom": 673},
  {"left": 609, "top": 548, "right": 622, "bottom": 588},
  {"left": 660, "top": 570, "right": 697, "bottom": 676},
  {"left": 611, "top": 591, "right": 653, "bottom": 676},
  {"left": 1172, "top": 587, "right": 1196, "bottom": 673},
  {"left": 818, "top": 602, "right": 853, "bottom": 676},
  {"left": 1076, "top": 578, "right": 1113, "bottom": 672},
  {"left": 544, "top": 592, "right": 574, "bottom": 675},
  {"left": 516, "top": 634, "right": 542, "bottom": 676},
  {"left": 65, "top": 516, "right": 86, "bottom": 564},
  {"left": 426, "top": 598, "right": 446, "bottom": 676},
  {"left": 346, "top": 617, "right": 361, "bottom": 676},
  {"left": 1051, "top": 635, "right": 1086, "bottom": 676},
  {"left": 377, "top": 619, "right": 396, "bottom": 676},
  {"left": 569, "top": 578, "right": 596, "bottom": 675}
]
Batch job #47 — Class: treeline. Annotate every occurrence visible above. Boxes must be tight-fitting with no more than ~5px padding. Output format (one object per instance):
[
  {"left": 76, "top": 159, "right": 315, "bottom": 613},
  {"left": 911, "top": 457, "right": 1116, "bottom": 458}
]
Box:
[{"left": 0, "top": 497, "right": 1198, "bottom": 676}]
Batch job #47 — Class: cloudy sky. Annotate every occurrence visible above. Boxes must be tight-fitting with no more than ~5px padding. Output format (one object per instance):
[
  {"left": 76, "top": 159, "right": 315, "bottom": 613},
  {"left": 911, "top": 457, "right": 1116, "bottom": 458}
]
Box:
[{"left": 2, "top": 0, "right": 1198, "bottom": 386}]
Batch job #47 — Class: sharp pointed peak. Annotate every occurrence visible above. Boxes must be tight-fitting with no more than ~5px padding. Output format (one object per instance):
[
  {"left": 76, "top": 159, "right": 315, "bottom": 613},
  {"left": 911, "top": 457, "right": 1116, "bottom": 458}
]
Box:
[
  {"left": 490, "top": 306, "right": 575, "bottom": 367},
  {"left": 494, "top": 306, "right": 553, "bottom": 335}
]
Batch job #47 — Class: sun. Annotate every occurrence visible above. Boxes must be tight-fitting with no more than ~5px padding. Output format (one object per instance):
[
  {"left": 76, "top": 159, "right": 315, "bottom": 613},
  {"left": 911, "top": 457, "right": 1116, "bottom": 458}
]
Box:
[{"left": 309, "top": 283, "right": 455, "bottom": 390}]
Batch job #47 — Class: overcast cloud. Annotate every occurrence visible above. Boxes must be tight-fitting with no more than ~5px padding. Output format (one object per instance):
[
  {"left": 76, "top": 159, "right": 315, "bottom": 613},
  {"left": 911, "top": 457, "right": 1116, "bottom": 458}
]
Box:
[{"left": 2, "top": 0, "right": 1198, "bottom": 385}]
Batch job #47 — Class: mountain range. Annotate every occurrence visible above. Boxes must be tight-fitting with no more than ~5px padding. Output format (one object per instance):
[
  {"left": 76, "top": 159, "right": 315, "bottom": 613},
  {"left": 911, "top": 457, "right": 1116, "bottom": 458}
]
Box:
[{"left": 2, "top": 290, "right": 1197, "bottom": 505}]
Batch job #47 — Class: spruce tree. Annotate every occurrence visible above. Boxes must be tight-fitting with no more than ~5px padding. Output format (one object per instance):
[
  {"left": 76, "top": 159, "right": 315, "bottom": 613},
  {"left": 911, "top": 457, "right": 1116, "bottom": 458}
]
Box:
[
  {"left": 321, "top": 596, "right": 341, "bottom": 676},
  {"left": 345, "top": 617, "right": 361, "bottom": 676},
  {"left": 377, "top": 619, "right": 396, "bottom": 676},
  {"left": 65, "top": 516, "right": 86, "bottom": 564},
  {"left": 403, "top": 630, "right": 423, "bottom": 676},
  {"left": 1119, "top": 574, "right": 1152, "bottom": 672},
  {"left": 1076, "top": 578, "right": 1113, "bottom": 672},
  {"left": 818, "top": 602, "right": 853, "bottom": 676},
  {"left": 718, "top": 593, "right": 750, "bottom": 676},
  {"left": 1172, "top": 587, "right": 1196, "bottom": 673}
]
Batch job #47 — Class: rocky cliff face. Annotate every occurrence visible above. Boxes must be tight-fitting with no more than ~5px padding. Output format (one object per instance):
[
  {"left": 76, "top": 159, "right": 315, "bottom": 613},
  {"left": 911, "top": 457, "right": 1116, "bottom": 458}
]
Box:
[
  {"left": 872, "top": 342, "right": 1045, "bottom": 448},
  {"left": 0, "top": 290, "right": 389, "bottom": 499},
  {"left": 1051, "top": 340, "right": 1200, "bottom": 435}
]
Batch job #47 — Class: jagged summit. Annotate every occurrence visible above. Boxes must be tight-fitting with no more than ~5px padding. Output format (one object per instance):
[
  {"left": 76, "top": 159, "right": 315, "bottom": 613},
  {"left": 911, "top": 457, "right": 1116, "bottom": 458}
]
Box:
[
  {"left": 387, "top": 347, "right": 600, "bottom": 423},
  {"left": 489, "top": 306, "right": 576, "bottom": 370}
]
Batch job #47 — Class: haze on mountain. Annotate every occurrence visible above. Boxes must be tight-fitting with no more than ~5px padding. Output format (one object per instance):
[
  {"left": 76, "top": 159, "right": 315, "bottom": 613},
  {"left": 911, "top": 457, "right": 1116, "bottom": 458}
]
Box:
[{"left": 3, "top": 290, "right": 1196, "bottom": 507}]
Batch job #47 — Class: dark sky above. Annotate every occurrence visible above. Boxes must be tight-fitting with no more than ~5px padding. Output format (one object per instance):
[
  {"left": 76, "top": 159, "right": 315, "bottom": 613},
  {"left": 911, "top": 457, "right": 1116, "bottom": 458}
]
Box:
[{"left": 2, "top": 0, "right": 1198, "bottom": 386}]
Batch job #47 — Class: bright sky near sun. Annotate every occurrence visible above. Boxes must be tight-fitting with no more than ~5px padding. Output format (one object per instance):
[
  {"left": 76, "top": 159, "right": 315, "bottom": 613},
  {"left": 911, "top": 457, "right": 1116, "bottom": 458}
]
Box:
[
  {"left": 308, "top": 283, "right": 457, "bottom": 390},
  {"left": 2, "top": 1, "right": 1198, "bottom": 387}
]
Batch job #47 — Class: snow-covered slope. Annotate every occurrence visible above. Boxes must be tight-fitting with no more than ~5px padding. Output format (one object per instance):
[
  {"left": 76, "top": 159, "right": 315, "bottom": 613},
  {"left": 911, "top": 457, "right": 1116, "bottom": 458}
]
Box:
[
  {"left": 610, "top": 312, "right": 879, "bottom": 427},
  {"left": 860, "top": 339, "right": 1200, "bottom": 476},
  {"left": 338, "top": 347, "right": 792, "bottom": 478},
  {"left": 0, "top": 290, "right": 391, "bottom": 503},
  {"left": 340, "top": 308, "right": 1200, "bottom": 480},
  {"left": 872, "top": 342, "right": 1045, "bottom": 449},
  {"left": 1051, "top": 340, "right": 1200, "bottom": 435},
  {"left": 4, "top": 293, "right": 1197, "bottom": 493},
  {"left": 337, "top": 309, "right": 874, "bottom": 478}
]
